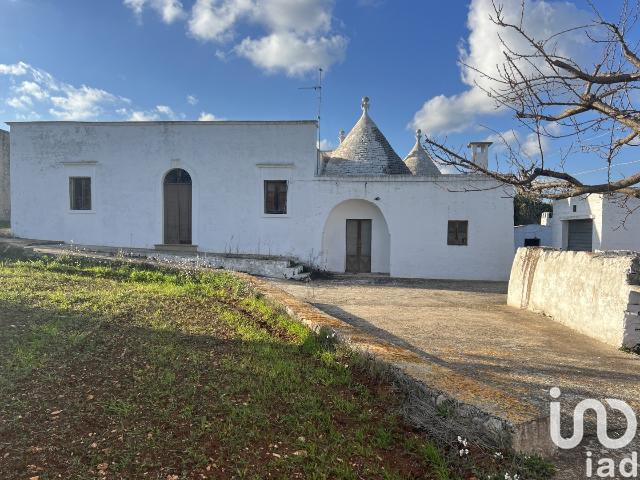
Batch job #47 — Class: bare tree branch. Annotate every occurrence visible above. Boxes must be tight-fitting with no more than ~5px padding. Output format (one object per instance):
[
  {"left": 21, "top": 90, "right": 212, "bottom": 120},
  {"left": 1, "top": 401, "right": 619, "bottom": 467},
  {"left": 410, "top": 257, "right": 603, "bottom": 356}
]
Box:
[{"left": 424, "top": 0, "right": 640, "bottom": 200}]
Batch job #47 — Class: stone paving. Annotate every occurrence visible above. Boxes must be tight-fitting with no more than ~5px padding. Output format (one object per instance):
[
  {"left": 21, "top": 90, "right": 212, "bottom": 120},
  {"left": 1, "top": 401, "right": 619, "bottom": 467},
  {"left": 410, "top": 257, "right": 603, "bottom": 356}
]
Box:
[{"left": 267, "top": 275, "right": 640, "bottom": 479}]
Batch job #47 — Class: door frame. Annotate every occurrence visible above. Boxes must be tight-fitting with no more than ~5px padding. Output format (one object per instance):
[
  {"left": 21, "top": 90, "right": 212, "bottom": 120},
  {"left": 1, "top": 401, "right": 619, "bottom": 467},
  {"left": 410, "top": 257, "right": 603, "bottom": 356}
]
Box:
[
  {"left": 160, "top": 166, "right": 197, "bottom": 246},
  {"left": 345, "top": 218, "right": 372, "bottom": 273}
]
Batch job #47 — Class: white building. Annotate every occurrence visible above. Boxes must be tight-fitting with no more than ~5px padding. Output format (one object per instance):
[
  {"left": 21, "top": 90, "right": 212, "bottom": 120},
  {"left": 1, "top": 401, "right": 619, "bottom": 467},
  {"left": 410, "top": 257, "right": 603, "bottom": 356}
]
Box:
[
  {"left": 8, "top": 97, "right": 514, "bottom": 280},
  {"left": 514, "top": 224, "right": 552, "bottom": 250},
  {"left": 544, "top": 194, "right": 640, "bottom": 252}
]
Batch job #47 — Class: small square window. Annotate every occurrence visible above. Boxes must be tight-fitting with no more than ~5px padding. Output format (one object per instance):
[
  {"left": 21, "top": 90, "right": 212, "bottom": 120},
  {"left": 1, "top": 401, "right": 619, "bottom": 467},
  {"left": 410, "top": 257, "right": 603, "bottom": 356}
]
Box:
[
  {"left": 69, "top": 177, "right": 92, "bottom": 210},
  {"left": 447, "top": 220, "right": 468, "bottom": 246},
  {"left": 264, "top": 180, "right": 287, "bottom": 214}
]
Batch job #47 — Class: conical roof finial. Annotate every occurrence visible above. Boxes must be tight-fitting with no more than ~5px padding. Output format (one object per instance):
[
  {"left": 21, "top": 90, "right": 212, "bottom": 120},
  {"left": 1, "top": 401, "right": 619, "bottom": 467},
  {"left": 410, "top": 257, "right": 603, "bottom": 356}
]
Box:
[
  {"left": 361, "top": 96, "right": 370, "bottom": 114},
  {"left": 404, "top": 128, "right": 441, "bottom": 176}
]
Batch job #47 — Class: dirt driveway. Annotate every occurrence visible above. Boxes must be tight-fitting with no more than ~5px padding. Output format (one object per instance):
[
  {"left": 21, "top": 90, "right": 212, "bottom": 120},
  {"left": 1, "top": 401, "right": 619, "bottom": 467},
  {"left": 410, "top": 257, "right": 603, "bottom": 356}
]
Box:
[{"left": 269, "top": 275, "right": 640, "bottom": 479}]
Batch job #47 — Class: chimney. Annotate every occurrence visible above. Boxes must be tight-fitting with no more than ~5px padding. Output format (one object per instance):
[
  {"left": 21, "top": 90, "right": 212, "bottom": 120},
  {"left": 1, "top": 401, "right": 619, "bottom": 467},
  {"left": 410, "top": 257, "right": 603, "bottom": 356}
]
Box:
[
  {"left": 338, "top": 129, "right": 346, "bottom": 144},
  {"left": 467, "top": 141, "right": 492, "bottom": 170}
]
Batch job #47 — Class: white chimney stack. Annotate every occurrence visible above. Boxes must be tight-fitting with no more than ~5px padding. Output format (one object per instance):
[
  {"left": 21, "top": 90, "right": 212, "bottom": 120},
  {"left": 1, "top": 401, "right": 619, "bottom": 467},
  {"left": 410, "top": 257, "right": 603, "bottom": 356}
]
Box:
[{"left": 468, "top": 141, "right": 492, "bottom": 170}]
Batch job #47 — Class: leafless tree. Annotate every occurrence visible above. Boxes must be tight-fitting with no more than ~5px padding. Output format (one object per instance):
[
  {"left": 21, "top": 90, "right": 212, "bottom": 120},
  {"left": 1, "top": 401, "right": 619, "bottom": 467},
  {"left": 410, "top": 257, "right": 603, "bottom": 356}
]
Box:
[{"left": 424, "top": 0, "right": 640, "bottom": 200}]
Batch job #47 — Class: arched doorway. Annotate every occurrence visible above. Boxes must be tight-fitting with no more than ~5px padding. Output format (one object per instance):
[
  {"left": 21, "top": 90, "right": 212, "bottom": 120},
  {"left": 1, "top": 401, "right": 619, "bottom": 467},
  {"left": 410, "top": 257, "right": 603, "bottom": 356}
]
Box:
[
  {"left": 321, "top": 199, "right": 390, "bottom": 273},
  {"left": 163, "top": 168, "right": 192, "bottom": 245}
]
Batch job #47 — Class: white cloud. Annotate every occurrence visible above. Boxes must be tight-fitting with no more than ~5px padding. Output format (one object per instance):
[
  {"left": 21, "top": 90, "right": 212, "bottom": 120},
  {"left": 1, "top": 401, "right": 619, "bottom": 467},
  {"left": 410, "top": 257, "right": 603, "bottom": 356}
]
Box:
[
  {"left": 0, "top": 62, "right": 129, "bottom": 120},
  {"left": 0, "top": 61, "right": 190, "bottom": 122},
  {"left": 124, "top": 104, "right": 178, "bottom": 121},
  {"left": 124, "top": 0, "right": 185, "bottom": 23},
  {"left": 49, "top": 86, "right": 121, "bottom": 120},
  {"left": 318, "top": 138, "right": 333, "bottom": 150},
  {"left": 126, "top": 0, "right": 346, "bottom": 76},
  {"left": 155, "top": 104, "right": 174, "bottom": 117},
  {"left": 412, "top": 0, "right": 592, "bottom": 135},
  {"left": 253, "top": 0, "right": 333, "bottom": 35},
  {"left": 484, "top": 129, "right": 549, "bottom": 158},
  {"left": 17, "top": 81, "right": 48, "bottom": 101},
  {"left": 129, "top": 110, "right": 159, "bottom": 121},
  {"left": 188, "top": 0, "right": 252, "bottom": 42},
  {"left": 236, "top": 32, "right": 347, "bottom": 76},
  {"left": 187, "top": 94, "right": 198, "bottom": 105},
  {"left": 7, "top": 95, "right": 33, "bottom": 109},
  {"left": 198, "top": 112, "right": 217, "bottom": 121},
  {"left": 0, "top": 62, "right": 28, "bottom": 76}
]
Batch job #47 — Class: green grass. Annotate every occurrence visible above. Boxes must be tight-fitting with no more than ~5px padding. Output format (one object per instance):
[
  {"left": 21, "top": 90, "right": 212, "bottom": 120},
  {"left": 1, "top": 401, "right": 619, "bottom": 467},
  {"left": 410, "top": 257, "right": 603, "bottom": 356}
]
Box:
[
  {"left": 0, "top": 255, "right": 457, "bottom": 479},
  {"left": 0, "top": 254, "right": 553, "bottom": 479}
]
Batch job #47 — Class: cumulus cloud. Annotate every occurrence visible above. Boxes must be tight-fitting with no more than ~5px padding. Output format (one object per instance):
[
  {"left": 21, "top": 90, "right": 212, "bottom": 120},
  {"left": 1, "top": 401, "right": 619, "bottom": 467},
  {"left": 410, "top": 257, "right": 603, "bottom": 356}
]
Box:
[
  {"left": 124, "top": 104, "right": 181, "bottom": 121},
  {"left": 0, "top": 61, "right": 194, "bottom": 123},
  {"left": 412, "top": 0, "right": 592, "bottom": 135},
  {"left": 125, "top": 0, "right": 347, "bottom": 76},
  {"left": 484, "top": 129, "right": 549, "bottom": 158},
  {"left": 129, "top": 110, "right": 159, "bottom": 121},
  {"left": 187, "top": 94, "right": 198, "bottom": 105},
  {"left": 155, "top": 104, "right": 175, "bottom": 117},
  {"left": 235, "top": 32, "right": 347, "bottom": 76},
  {"left": 198, "top": 112, "right": 217, "bottom": 121},
  {"left": 0, "top": 62, "right": 29, "bottom": 76},
  {"left": 7, "top": 95, "right": 33, "bottom": 109},
  {"left": 49, "top": 86, "right": 122, "bottom": 120},
  {"left": 318, "top": 138, "right": 333, "bottom": 150},
  {"left": 0, "top": 61, "right": 130, "bottom": 121},
  {"left": 124, "top": 0, "right": 185, "bottom": 23}
]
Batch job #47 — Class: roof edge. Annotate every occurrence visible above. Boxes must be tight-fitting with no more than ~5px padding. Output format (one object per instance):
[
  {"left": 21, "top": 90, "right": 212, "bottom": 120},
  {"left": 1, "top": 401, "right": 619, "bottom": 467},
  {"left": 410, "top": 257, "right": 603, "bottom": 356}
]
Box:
[{"left": 5, "top": 120, "right": 317, "bottom": 126}]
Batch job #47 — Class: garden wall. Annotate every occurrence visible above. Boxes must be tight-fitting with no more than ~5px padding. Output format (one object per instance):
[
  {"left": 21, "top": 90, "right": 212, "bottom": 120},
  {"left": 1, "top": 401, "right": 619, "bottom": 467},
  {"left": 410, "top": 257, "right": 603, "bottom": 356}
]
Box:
[
  {"left": 0, "top": 130, "right": 9, "bottom": 223},
  {"left": 508, "top": 247, "right": 640, "bottom": 348}
]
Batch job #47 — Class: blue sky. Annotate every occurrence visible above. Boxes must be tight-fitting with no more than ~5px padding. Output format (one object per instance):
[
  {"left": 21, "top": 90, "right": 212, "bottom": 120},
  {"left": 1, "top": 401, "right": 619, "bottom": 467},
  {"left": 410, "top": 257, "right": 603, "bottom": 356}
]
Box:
[{"left": 0, "top": 0, "right": 636, "bottom": 183}]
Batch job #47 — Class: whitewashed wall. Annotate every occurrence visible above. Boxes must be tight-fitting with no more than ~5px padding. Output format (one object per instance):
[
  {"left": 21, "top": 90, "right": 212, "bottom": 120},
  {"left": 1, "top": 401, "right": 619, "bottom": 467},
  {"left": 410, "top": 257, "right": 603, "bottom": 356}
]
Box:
[
  {"left": 514, "top": 224, "right": 552, "bottom": 250},
  {"left": 509, "top": 247, "right": 640, "bottom": 348},
  {"left": 600, "top": 196, "right": 640, "bottom": 251},
  {"left": 322, "top": 199, "right": 390, "bottom": 273},
  {"left": 0, "top": 130, "right": 9, "bottom": 223},
  {"left": 10, "top": 122, "right": 514, "bottom": 280},
  {"left": 548, "top": 195, "right": 640, "bottom": 252}
]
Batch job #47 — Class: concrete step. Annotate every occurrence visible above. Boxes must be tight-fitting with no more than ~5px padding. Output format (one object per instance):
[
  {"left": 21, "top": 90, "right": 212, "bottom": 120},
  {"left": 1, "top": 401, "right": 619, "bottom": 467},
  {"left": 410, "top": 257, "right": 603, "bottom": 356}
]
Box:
[{"left": 154, "top": 244, "right": 198, "bottom": 254}]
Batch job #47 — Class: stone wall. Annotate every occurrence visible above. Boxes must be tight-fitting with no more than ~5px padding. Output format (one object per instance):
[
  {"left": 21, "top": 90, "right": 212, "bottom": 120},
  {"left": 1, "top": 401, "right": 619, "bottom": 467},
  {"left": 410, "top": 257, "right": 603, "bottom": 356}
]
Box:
[
  {"left": 0, "top": 129, "right": 9, "bottom": 223},
  {"left": 508, "top": 247, "right": 640, "bottom": 348}
]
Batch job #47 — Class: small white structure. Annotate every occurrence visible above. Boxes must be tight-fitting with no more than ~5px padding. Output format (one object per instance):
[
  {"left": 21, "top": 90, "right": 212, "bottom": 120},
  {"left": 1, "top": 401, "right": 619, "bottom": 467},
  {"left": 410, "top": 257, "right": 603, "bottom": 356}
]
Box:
[
  {"left": 514, "top": 224, "right": 552, "bottom": 250},
  {"left": 8, "top": 98, "right": 515, "bottom": 280},
  {"left": 0, "top": 129, "right": 9, "bottom": 223},
  {"left": 545, "top": 194, "right": 640, "bottom": 252}
]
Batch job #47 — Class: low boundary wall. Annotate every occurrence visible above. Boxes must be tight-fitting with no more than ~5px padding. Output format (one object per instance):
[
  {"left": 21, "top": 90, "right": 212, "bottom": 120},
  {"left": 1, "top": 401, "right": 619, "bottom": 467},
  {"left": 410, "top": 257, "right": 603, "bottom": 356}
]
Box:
[{"left": 508, "top": 247, "right": 640, "bottom": 348}]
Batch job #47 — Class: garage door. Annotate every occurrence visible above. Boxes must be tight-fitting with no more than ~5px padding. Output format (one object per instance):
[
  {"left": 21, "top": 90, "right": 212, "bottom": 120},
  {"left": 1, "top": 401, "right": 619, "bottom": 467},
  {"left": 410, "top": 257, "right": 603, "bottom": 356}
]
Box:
[{"left": 567, "top": 219, "right": 593, "bottom": 251}]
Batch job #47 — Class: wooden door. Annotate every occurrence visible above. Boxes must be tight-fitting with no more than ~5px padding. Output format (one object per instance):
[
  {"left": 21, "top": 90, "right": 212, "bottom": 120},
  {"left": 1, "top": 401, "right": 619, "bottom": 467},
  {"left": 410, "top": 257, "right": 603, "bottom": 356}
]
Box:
[
  {"left": 164, "top": 169, "right": 192, "bottom": 245},
  {"left": 346, "top": 219, "right": 372, "bottom": 273}
]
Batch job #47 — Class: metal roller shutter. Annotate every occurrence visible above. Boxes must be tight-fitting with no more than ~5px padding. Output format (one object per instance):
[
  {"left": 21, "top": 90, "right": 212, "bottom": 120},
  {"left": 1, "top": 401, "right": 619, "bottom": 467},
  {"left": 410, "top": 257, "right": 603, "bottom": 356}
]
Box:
[{"left": 567, "top": 219, "right": 593, "bottom": 251}]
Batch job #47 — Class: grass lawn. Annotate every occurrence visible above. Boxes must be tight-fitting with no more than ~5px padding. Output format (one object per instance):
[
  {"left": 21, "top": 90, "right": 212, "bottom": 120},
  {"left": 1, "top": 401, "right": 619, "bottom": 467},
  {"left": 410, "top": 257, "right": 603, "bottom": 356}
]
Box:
[{"left": 0, "top": 254, "right": 552, "bottom": 479}]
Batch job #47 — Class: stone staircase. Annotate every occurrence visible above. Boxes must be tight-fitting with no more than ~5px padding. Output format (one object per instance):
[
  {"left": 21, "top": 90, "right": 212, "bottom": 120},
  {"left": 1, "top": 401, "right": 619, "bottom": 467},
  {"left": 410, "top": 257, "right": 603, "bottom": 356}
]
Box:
[{"left": 27, "top": 242, "right": 312, "bottom": 281}]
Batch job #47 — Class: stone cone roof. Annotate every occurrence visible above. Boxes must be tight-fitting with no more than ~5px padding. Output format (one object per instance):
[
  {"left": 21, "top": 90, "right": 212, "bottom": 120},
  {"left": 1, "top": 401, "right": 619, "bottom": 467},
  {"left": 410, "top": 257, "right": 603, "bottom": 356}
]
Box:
[
  {"left": 404, "top": 129, "right": 441, "bottom": 176},
  {"left": 320, "top": 97, "right": 411, "bottom": 176}
]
